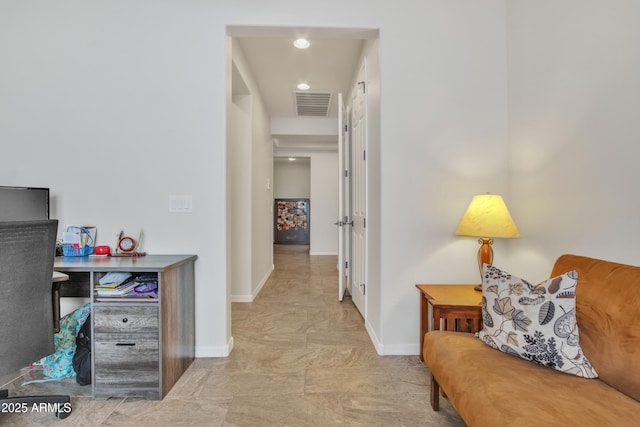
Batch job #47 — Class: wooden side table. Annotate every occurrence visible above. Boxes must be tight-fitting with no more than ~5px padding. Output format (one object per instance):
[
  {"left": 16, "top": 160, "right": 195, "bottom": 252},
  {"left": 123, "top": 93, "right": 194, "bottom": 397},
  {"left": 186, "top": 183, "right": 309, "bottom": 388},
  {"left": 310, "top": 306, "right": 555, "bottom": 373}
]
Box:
[{"left": 416, "top": 284, "right": 483, "bottom": 362}]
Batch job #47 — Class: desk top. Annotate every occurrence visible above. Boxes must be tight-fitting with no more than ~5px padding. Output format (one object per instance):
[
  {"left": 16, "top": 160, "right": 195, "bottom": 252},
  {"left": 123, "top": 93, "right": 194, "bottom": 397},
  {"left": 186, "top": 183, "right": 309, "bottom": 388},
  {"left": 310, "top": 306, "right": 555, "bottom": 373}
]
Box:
[
  {"left": 416, "top": 284, "right": 482, "bottom": 307},
  {"left": 54, "top": 254, "right": 197, "bottom": 272}
]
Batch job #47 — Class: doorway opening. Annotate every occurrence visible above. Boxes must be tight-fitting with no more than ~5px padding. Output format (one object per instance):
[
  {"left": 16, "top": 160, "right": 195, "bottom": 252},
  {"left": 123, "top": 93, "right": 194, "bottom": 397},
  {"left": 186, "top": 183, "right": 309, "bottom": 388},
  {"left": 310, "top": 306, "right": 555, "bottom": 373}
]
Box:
[
  {"left": 273, "top": 157, "right": 311, "bottom": 246},
  {"left": 227, "top": 25, "right": 380, "bottom": 349}
]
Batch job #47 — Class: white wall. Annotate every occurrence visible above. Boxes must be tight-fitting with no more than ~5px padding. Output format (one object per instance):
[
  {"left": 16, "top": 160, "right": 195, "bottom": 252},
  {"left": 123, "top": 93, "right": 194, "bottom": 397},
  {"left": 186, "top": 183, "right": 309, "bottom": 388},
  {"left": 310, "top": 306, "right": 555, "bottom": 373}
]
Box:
[
  {"left": 0, "top": 0, "right": 511, "bottom": 356},
  {"left": 249, "top": 77, "right": 275, "bottom": 306},
  {"left": 274, "top": 160, "right": 311, "bottom": 199},
  {"left": 377, "top": 2, "right": 510, "bottom": 354},
  {"left": 272, "top": 117, "right": 337, "bottom": 137},
  {"left": 274, "top": 151, "right": 339, "bottom": 255},
  {"left": 230, "top": 40, "right": 274, "bottom": 304},
  {"left": 506, "top": 1, "right": 640, "bottom": 281},
  {"left": 1, "top": 2, "right": 232, "bottom": 356},
  {"left": 309, "top": 153, "right": 339, "bottom": 255},
  {"left": 229, "top": 92, "right": 253, "bottom": 302}
]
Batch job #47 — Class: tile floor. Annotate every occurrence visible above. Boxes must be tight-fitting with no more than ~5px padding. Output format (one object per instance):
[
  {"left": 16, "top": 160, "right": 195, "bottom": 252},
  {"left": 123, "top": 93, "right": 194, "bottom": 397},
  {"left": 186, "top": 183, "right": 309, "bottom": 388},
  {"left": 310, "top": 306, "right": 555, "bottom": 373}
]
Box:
[{"left": 0, "top": 245, "right": 465, "bottom": 426}]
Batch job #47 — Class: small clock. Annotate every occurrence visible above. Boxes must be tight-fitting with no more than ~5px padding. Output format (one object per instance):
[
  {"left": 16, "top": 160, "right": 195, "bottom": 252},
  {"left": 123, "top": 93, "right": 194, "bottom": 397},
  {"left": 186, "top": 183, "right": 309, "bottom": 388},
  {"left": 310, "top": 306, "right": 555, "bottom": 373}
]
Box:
[{"left": 118, "top": 236, "right": 136, "bottom": 253}]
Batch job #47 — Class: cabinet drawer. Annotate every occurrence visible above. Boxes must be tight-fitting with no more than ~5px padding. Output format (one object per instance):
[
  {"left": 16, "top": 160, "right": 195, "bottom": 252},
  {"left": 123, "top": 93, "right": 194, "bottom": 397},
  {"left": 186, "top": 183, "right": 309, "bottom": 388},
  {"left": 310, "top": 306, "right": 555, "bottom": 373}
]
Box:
[
  {"left": 94, "top": 338, "right": 159, "bottom": 379},
  {"left": 93, "top": 305, "right": 158, "bottom": 335},
  {"left": 94, "top": 338, "right": 160, "bottom": 398}
]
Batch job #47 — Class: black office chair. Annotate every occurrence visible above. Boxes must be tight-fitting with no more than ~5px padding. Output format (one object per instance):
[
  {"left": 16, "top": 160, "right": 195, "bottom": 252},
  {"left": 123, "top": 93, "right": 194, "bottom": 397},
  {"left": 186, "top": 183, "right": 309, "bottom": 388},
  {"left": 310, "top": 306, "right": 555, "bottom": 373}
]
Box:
[{"left": 0, "top": 220, "right": 72, "bottom": 419}]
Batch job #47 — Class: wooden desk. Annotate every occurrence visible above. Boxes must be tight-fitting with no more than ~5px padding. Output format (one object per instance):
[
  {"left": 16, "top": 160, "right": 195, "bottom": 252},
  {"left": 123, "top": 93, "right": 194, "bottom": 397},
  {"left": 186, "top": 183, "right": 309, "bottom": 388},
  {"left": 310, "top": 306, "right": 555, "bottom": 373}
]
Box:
[
  {"left": 54, "top": 255, "right": 196, "bottom": 400},
  {"left": 416, "top": 284, "right": 482, "bottom": 361}
]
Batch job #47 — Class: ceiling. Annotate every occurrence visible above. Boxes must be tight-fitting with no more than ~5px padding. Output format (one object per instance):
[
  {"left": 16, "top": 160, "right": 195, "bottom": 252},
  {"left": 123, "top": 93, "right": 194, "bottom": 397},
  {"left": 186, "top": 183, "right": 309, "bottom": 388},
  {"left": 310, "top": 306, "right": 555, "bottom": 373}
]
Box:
[
  {"left": 237, "top": 36, "right": 364, "bottom": 119},
  {"left": 231, "top": 27, "right": 376, "bottom": 155}
]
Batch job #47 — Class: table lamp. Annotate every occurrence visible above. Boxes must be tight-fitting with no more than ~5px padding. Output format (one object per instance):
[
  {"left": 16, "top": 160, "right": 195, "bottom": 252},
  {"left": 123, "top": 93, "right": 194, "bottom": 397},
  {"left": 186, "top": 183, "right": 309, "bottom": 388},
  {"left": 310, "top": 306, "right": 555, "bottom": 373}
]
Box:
[{"left": 456, "top": 193, "right": 519, "bottom": 291}]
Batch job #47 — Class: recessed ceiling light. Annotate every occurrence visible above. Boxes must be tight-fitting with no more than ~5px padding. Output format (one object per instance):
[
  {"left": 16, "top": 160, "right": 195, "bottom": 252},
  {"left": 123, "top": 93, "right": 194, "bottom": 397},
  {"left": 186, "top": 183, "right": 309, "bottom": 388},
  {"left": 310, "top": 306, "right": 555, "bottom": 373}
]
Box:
[
  {"left": 289, "top": 157, "right": 296, "bottom": 161},
  {"left": 293, "top": 38, "right": 310, "bottom": 49},
  {"left": 297, "top": 83, "right": 310, "bottom": 90}
]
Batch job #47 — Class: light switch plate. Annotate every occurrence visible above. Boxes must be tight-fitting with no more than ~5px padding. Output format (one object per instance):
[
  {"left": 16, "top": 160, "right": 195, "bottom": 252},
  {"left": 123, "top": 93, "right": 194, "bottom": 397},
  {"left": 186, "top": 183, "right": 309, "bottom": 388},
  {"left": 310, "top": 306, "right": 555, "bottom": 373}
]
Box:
[{"left": 169, "top": 195, "right": 193, "bottom": 213}]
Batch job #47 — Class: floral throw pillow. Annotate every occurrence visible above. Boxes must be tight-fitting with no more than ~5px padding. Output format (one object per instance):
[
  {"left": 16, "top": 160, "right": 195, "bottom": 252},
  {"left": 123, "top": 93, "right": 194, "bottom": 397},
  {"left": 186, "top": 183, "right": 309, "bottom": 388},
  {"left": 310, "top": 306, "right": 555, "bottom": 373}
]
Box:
[{"left": 477, "top": 265, "right": 598, "bottom": 378}]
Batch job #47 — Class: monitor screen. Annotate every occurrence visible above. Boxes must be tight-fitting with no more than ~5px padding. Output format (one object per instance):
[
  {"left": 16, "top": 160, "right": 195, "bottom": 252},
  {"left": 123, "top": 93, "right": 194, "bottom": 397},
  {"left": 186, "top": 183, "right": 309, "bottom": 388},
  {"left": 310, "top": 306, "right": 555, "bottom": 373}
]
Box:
[{"left": 0, "top": 186, "right": 50, "bottom": 221}]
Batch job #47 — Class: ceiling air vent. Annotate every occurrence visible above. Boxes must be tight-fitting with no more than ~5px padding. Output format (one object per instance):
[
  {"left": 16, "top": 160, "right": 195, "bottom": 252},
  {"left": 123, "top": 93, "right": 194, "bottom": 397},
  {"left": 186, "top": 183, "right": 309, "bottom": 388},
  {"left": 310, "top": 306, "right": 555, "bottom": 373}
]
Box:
[{"left": 294, "top": 92, "right": 332, "bottom": 117}]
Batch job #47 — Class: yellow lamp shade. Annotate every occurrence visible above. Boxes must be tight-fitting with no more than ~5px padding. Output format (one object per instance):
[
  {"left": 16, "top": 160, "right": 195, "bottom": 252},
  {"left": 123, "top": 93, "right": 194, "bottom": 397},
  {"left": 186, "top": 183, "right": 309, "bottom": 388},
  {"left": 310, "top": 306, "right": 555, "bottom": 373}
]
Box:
[{"left": 456, "top": 194, "right": 519, "bottom": 238}]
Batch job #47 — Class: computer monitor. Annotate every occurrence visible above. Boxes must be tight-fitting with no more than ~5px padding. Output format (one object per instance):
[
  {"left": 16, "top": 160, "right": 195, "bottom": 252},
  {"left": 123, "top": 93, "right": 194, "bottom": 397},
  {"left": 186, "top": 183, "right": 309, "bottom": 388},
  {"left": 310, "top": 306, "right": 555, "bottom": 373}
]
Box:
[{"left": 0, "top": 186, "right": 50, "bottom": 221}]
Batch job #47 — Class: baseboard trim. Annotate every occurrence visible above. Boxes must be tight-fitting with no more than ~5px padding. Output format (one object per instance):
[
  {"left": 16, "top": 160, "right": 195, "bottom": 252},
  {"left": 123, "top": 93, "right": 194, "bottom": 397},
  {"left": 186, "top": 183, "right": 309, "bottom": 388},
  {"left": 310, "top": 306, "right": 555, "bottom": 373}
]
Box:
[
  {"left": 379, "top": 342, "right": 420, "bottom": 356},
  {"left": 195, "top": 336, "right": 234, "bottom": 357},
  {"left": 230, "top": 264, "right": 274, "bottom": 303},
  {"left": 364, "top": 320, "right": 419, "bottom": 356},
  {"left": 364, "top": 319, "right": 383, "bottom": 355},
  {"left": 254, "top": 264, "right": 274, "bottom": 299}
]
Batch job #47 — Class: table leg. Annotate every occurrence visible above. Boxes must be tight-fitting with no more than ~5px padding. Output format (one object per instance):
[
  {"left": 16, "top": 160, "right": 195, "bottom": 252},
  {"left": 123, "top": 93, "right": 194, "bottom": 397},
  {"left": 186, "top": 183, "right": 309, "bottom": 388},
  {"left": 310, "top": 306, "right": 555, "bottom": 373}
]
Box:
[
  {"left": 52, "top": 282, "right": 61, "bottom": 333},
  {"left": 430, "top": 374, "right": 441, "bottom": 411},
  {"left": 419, "top": 293, "right": 428, "bottom": 362}
]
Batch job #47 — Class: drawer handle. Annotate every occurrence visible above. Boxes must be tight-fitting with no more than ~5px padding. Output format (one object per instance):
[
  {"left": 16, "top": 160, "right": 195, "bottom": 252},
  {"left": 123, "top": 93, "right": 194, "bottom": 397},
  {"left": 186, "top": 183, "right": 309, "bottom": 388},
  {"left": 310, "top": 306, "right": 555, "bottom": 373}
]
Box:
[
  {"left": 122, "top": 318, "right": 128, "bottom": 323},
  {"left": 116, "top": 343, "right": 136, "bottom": 346}
]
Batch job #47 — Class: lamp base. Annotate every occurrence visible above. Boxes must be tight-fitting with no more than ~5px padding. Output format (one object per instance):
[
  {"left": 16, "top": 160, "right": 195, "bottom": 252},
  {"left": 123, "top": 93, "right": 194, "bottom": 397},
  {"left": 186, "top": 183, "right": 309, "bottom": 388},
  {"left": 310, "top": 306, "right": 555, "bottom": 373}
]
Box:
[{"left": 475, "top": 237, "right": 493, "bottom": 292}]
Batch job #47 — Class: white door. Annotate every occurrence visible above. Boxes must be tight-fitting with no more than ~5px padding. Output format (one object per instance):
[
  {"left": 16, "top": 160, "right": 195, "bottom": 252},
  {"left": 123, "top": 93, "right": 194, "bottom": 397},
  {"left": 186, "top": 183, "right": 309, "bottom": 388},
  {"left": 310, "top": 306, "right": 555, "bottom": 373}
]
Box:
[
  {"left": 350, "top": 61, "right": 367, "bottom": 316},
  {"left": 337, "top": 93, "right": 347, "bottom": 301},
  {"left": 344, "top": 104, "right": 353, "bottom": 299},
  {"left": 337, "top": 93, "right": 352, "bottom": 301}
]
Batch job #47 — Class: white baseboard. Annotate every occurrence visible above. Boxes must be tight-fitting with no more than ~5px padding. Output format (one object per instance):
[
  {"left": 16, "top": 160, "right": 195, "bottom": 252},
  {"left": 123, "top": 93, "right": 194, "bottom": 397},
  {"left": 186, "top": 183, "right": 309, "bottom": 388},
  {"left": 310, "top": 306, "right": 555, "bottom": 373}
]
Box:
[
  {"left": 254, "top": 264, "right": 274, "bottom": 298},
  {"left": 364, "top": 320, "right": 383, "bottom": 355},
  {"left": 230, "top": 264, "right": 274, "bottom": 303},
  {"left": 379, "top": 342, "right": 420, "bottom": 356},
  {"left": 364, "top": 320, "right": 420, "bottom": 356},
  {"left": 195, "top": 336, "right": 234, "bottom": 357}
]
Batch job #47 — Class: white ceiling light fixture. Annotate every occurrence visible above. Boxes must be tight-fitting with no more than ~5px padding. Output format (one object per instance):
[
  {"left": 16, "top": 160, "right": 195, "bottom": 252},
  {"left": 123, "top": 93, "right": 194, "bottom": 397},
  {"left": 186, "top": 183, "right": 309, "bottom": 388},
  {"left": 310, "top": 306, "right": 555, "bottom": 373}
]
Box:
[
  {"left": 297, "top": 83, "right": 310, "bottom": 90},
  {"left": 293, "top": 38, "right": 310, "bottom": 49},
  {"left": 289, "top": 157, "right": 296, "bottom": 161}
]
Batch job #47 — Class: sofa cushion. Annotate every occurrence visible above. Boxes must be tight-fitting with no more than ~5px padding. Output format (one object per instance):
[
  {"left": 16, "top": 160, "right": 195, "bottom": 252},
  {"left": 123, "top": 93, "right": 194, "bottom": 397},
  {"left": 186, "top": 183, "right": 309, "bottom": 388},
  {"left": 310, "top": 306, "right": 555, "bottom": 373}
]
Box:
[
  {"left": 477, "top": 264, "right": 597, "bottom": 378},
  {"left": 424, "top": 331, "right": 640, "bottom": 427},
  {"left": 550, "top": 254, "right": 640, "bottom": 401}
]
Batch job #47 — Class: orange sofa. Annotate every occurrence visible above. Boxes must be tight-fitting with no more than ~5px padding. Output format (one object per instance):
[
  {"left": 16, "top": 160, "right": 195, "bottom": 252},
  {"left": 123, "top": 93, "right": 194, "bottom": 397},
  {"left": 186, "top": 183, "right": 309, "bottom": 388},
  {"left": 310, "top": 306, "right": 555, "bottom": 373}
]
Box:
[{"left": 423, "top": 254, "right": 640, "bottom": 427}]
